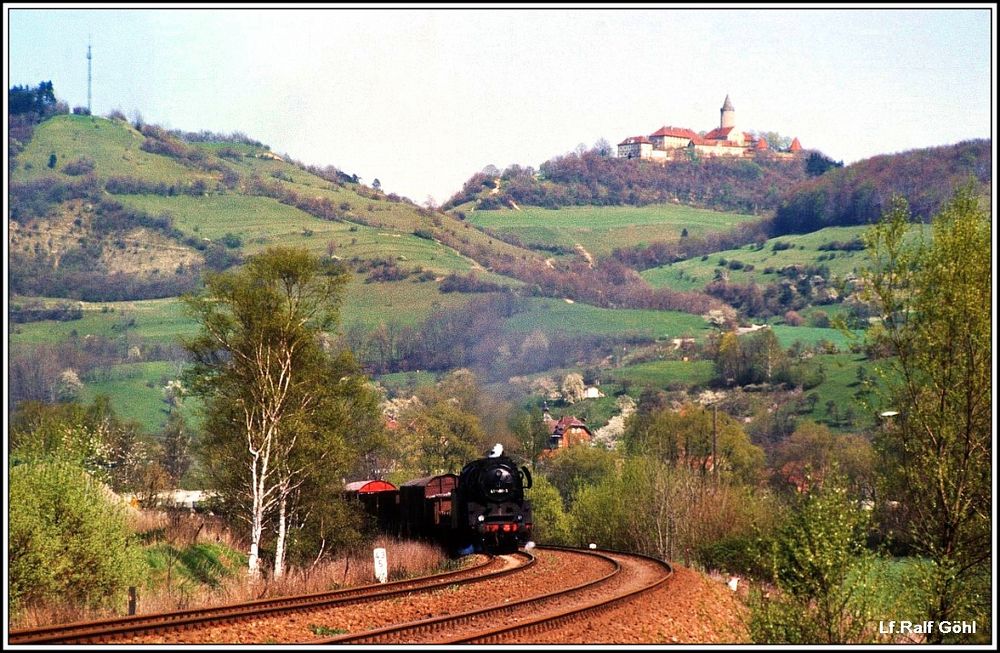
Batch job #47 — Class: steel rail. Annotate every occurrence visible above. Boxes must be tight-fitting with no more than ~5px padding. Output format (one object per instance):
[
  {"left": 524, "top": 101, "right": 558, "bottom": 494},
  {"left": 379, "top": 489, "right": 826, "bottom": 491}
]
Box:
[
  {"left": 314, "top": 545, "right": 623, "bottom": 645},
  {"left": 448, "top": 548, "right": 674, "bottom": 644},
  {"left": 8, "top": 551, "right": 534, "bottom": 645}
]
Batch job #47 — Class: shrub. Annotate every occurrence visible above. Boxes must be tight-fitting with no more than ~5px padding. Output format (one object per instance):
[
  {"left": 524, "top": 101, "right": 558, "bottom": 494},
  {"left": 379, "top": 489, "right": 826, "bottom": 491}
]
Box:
[
  {"left": 809, "top": 311, "right": 830, "bottom": 328},
  {"left": 523, "top": 474, "right": 572, "bottom": 545},
  {"left": 749, "top": 478, "right": 879, "bottom": 644},
  {"left": 783, "top": 310, "right": 804, "bottom": 326},
  {"left": 218, "top": 233, "right": 243, "bottom": 249},
  {"left": 9, "top": 462, "right": 144, "bottom": 615},
  {"left": 698, "top": 533, "right": 772, "bottom": 578},
  {"left": 63, "top": 156, "right": 94, "bottom": 177},
  {"left": 438, "top": 272, "right": 506, "bottom": 294}
]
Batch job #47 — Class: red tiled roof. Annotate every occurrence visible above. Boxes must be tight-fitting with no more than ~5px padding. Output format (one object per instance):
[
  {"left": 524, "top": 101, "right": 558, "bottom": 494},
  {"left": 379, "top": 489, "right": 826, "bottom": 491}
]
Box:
[
  {"left": 618, "top": 135, "right": 651, "bottom": 145},
  {"left": 789, "top": 137, "right": 802, "bottom": 151},
  {"left": 755, "top": 137, "right": 769, "bottom": 150},
  {"left": 649, "top": 126, "right": 699, "bottom": 139},
  {"left": 703, "top": 126, "right": 735, "bottom": 141},
  {"left": 548, "top": 415, "right": 592, "bottom": 436}
]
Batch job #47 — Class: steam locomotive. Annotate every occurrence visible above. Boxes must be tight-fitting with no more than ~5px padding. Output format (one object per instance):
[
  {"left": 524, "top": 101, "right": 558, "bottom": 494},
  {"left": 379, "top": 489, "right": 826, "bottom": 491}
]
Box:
[{"left": 345, "top": 444, "right": 533, "bottom": 554}]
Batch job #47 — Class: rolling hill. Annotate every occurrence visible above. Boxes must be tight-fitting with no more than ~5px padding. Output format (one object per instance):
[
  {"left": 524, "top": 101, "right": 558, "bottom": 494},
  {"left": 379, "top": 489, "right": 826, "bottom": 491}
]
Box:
[{"left": 8, "top": 109, "right": 990, "bottom": 438}]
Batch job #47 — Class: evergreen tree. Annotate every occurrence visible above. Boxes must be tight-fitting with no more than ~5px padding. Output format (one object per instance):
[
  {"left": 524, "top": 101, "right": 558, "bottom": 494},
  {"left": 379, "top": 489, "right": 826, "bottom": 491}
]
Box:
[{"left": 8, "top": 80, "right": 58, "bottom": 117}]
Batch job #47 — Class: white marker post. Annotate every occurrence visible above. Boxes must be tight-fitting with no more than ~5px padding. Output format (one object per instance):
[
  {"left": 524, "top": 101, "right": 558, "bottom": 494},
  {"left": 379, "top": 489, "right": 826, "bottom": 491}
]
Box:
[{"left": 373, "top": 547, "right": 388, "bottom": 584}]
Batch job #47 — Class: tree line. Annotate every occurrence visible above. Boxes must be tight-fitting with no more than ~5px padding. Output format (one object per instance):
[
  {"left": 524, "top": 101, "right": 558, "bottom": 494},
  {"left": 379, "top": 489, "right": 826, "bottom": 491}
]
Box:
[
  {"left": 444, "top": 147, "right": 811, "bottom": 214},
  {"left": 342, "top": 294, "right": 652, "bottom": 380},
  {"left": 772, "top": 139, "right": 990, "bottom": 234},
  {"left": 427, "top": 225, "right": 724, "bottom": 315}
]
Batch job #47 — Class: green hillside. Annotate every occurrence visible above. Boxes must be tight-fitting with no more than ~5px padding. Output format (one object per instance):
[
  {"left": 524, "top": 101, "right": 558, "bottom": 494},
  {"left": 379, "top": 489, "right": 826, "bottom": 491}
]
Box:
[
  {"left": 503, "top": 298, "right": 709, "bottom": 340},
  {"left": 640, "top": 225, "right": 929, "bottom": 291},
  {"left": 12, "top": 114, "right": 212, "bottom": 186},
  {"left": 467, "top": 204, "right": 757, "bottom": 259},
  {"left": 9, "top": 110, "right": 916, "bottom": 439}
]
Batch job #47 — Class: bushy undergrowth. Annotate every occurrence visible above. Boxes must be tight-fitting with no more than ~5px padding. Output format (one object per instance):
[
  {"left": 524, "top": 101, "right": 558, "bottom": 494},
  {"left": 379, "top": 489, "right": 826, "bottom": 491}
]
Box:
[
  {"left": 9, "top": 462, "right": 145, "bottom": 617},
  {"left": 10, "top": 507, "right": 451, "bottom": 630}
]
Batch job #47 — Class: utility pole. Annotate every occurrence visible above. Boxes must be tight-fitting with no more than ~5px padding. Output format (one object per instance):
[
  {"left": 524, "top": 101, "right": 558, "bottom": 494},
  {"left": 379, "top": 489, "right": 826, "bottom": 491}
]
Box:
[
  {"left": 86, "top": 37, "right": 92, "bottom": 114},
  {"left": 712, "top": 403, "right": 718, "bottom": 485}
]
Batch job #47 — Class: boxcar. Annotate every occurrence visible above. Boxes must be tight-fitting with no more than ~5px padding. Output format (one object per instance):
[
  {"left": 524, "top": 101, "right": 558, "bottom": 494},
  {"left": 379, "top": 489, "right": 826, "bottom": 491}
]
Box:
[
  {"left": 344, "top": 479, "right": 399, "bottom": 532},
  {"left": 399, "top": 474, "right": 458, "bottom": 543}
]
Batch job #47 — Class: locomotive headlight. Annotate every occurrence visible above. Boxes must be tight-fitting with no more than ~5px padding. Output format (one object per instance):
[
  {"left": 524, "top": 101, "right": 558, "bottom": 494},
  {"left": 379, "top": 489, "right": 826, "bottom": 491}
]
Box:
[{"left": 477, "top": 515, "right": 485, "bottom": 522}]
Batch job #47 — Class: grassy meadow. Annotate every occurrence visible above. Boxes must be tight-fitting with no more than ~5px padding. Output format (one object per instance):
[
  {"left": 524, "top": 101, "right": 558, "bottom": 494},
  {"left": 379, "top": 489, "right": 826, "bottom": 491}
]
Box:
[
  {"left": 10, "top": 297, "right": 199, "bottom": 346},
  {"left": 503, "top": 297, "right": 710, "bottom": 340},
  {"left": 112, "top": 193, "right": 489, "bottom": 277},
  {"left": 605, "top": 359, "right": 716, "bottom": 388},
  {"left": 79, "top": 361, "right": 202, "bottom": 431},
  {"left": 642, "top": 224, "right": 932, "bottom": 291},
  {"left": 12, "top": 115, "right": 214, "bottom": 186},
  {"left": 468, "top": 204, "right": 756, "bottom": 258},
  {"left": 797, "top": 353, "right": 872, "bottom": 429},
  {"left": 770, "top": 324, "right": 863, "bottom": 351}
]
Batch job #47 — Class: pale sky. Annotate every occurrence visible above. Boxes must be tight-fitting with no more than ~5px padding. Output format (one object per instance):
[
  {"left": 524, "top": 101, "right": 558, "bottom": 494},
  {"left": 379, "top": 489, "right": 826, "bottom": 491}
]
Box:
[{"left": 5, "top": 4, "right": 996, "bottom": 205}]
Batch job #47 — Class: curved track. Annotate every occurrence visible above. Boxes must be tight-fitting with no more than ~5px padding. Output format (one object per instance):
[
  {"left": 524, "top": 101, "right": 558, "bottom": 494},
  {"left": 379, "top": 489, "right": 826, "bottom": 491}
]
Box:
[
  {"left": 7, "top": 552, "right": 532, "bottom": 645},
  {"left": 314, "top": 546, "right": 672, "bottom": 645}
]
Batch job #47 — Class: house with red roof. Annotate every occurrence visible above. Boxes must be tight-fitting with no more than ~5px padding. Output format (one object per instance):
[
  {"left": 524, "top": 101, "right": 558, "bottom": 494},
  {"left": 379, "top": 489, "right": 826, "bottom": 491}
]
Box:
[
  {"left": 541, "top": 412, "right": 594, "bottom": 454},
  {"left": 649, "top": 126, "right": 701, "bottom": 149},
  {"left": 616, "top": 135, "right": 653, "bottom": 160}
]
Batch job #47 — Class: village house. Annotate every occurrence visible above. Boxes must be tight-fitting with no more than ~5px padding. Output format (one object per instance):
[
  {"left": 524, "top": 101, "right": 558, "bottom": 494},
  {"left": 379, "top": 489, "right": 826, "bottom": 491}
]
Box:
[
  {"left": 542, "top": 410, "right": 594, "bottom": 453},
  {"left": 617, "top": 95, "right": 803, "bottom": 161}
]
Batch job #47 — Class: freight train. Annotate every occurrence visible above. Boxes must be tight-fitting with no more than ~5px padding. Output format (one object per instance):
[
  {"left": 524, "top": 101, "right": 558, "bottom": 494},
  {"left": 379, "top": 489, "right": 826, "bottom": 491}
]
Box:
[{"left": 344, "top": 444, "right": 533, "bottom": 554}]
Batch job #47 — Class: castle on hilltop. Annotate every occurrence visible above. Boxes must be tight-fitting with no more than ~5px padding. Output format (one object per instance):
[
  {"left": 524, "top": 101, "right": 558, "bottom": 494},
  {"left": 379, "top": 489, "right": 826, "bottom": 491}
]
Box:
[{"left": 617, "top": 95, "right": 802, "bottom": 161}]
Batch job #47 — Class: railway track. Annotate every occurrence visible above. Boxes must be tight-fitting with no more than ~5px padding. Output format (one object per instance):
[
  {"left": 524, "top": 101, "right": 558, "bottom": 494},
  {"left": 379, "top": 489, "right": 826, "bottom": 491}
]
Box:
[
  {"left": 7, "top": 552, "right": 532, "bottom": 645},
  {"left": 313, "top": 546, "right": 673, "bottom": 645}
]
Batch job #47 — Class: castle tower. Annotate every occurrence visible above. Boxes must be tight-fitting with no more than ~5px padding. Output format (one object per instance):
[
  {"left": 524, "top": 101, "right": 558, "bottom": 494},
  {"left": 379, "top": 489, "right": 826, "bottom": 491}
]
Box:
[{"left": 720, "top": 94, "right": 735, "bottom": 129}]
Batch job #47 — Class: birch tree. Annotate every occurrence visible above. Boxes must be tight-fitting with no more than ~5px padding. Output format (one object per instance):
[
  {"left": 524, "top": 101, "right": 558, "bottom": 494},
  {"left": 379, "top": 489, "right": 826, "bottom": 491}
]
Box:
[
  {"left": 861, "top": 187, "right": 991, "bottom": 643},
  {"left": 184, "top": 247, "right": 355, "bottom": 577}
]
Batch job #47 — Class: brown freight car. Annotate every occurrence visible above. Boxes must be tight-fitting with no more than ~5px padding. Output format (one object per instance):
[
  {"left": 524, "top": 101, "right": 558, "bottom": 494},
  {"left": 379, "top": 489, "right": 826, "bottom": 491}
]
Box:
[{"left": 398, "top": 474, "right": 458, "bottom": 543}]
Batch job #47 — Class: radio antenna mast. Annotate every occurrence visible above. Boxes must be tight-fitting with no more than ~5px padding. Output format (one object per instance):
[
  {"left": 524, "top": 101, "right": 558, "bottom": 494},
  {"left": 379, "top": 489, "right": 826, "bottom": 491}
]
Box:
[{"left": 87, "top": 37, "right": 92, "bottom": 114}]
